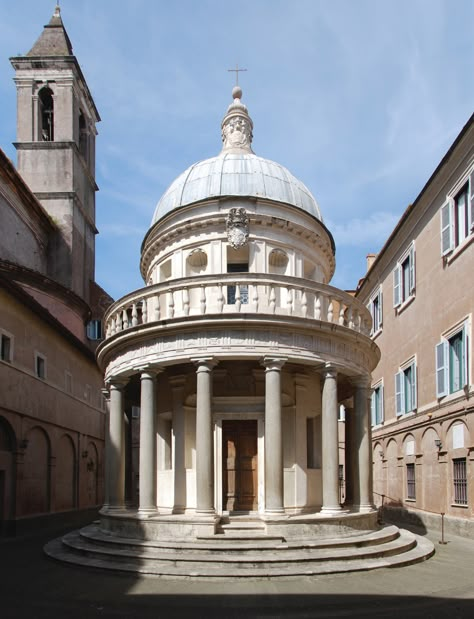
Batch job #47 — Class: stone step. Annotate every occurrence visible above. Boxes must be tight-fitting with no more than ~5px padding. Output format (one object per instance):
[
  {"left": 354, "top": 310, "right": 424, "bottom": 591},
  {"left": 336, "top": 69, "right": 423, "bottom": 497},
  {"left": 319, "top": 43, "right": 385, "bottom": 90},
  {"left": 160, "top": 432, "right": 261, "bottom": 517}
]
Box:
[
  {"left": 60, "top": 528, "right": 417, "bottom": 567},
  {"left": 44, "top": 533, "right": 434, "bottom": 580},
  {"left": 80, "top": 523, "right": 400, "bottom": 553}
]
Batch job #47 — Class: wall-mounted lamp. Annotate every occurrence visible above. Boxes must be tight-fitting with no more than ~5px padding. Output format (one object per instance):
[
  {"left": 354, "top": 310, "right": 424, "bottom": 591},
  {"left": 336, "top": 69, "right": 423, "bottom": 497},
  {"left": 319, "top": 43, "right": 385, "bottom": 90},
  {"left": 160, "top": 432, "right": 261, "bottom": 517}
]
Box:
[
  {"left": 82, "top": 450, "right": 89, "bottom": 459},
  {"left": 19, "top": 439, "right": 29, "bottom": 450},
  {"left": 435, "top": 439, "right": 442, "bottom": 450},
  {"left": 86, "top": 459, "right": 95, "bottom": 472}
]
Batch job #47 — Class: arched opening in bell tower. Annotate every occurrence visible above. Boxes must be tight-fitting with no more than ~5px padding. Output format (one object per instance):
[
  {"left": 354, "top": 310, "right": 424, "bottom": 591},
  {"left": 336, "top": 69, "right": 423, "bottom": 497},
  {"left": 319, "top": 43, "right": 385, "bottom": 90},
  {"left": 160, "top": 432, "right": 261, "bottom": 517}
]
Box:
[{"left": 38, "top": 87, "right": 54, "bottom": 141}]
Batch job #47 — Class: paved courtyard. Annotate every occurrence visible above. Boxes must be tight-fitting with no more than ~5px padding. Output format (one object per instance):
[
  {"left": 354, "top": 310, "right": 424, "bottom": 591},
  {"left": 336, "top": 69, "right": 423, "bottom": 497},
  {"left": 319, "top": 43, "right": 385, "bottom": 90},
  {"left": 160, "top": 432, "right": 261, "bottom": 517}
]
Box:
[{"left": 1, "top": 522, "right": 473, "bottom": 618}]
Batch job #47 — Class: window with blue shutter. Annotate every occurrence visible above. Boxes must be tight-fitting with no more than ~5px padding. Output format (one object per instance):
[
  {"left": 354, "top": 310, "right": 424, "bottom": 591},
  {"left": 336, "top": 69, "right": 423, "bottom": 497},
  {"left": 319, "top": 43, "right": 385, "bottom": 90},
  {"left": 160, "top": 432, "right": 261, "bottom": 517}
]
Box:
[
  {"left": 395, "top": 371, "right": 403, "bottom": 416},
  {"left": 470, "top": 171, "right": 474, "bottom": 231},
  {"left": 371, "top": 383, "right": 384, "bottom": 426},
  {"left": 441, "top": 169, "right": 474, "bottom": 256},
  {"left": 393, "top": 243, "right": 415, "bottom": 309},
  {"left": 441, "top": 201, "right": 453, "bottom": 255},
  {"left": 395, "top": 361, "right": 417, "bottom": 415},
  {"left": 436, "top": 324, "right": 469, "bottom": 397},
  {"left": 369, "top": 287, "right": 383, "bottom": 334},
  {"left": 436, "top": 340, "right": 448, "bottom": 397},
  {"left": 393, "top": 266, "right": 401, "bottom": 308}
]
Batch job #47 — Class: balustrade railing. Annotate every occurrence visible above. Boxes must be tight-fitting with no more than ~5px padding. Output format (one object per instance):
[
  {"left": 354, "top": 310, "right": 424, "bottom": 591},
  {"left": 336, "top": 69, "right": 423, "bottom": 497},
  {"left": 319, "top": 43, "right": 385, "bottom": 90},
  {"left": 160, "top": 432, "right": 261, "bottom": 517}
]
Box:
[{"left": 103, "top": 274, "right": 371, "bottom": 339}]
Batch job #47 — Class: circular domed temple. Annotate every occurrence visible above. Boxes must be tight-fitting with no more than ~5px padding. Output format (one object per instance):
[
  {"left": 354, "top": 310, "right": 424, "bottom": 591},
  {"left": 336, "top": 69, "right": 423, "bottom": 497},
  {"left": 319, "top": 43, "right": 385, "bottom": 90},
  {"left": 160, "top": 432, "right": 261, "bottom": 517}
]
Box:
[{"left": 46, "top": 88, "right": 434, "bottom": 577}]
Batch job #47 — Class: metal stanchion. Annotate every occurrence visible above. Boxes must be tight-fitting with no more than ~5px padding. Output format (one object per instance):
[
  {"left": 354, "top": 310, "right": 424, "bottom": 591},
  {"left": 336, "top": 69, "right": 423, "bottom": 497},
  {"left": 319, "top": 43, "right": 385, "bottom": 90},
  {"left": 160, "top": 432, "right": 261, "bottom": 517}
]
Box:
[{"left": 439, "top": 512, "right": 447, "bottom": 545}]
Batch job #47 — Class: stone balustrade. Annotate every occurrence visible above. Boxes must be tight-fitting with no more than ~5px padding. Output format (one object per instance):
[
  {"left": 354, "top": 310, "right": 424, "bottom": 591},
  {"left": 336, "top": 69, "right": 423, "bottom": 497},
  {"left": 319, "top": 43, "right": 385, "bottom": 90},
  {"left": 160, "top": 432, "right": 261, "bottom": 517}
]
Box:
[{"left": 104, "top": 274, "right": 371, "bottom": 339}]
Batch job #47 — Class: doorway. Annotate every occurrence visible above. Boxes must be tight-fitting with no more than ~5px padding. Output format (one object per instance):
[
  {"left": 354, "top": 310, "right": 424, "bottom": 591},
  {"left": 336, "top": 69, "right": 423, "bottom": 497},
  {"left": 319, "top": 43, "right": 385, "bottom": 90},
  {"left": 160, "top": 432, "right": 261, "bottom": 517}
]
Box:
[{"left": 222, "top": 420, "right": 258, "bottom": 511}]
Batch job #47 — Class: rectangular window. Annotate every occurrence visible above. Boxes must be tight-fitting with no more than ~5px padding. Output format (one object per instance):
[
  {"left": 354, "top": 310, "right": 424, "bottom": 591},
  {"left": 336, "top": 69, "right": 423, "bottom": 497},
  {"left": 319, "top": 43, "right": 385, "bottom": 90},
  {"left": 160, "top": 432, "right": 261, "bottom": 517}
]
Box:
[
  {"left": 454, "top": 185, "right": 469, "bottom": 247},
  {"left": 406, "top": 463, "right": 416, "bottom": 500},
  {"left": 371, "top": 383, "right": 384, "bottom": 426},
  {"left": 86, "top": 319, "right": 103, "bottom": 340},
  {"left": 35, "top": 354, "right": 46, "bottom": 379},
  {"left": 453, "top": 458, "right": 467, "bottom": 505},
  {"left": 441, "top": 171, "right": 474, "bottom": 256},
  {"left": 393, "top": 244, "right": 415, "bottom": 308},
  {"left": 1, "top": 333, "right": 12, "bottom": 362},
  {"left": 395, "top": 360, "right": 417, "bottom": 415},
  {"left": 436, "top": 324, "right": 468, "bottom": 397},
  {"left": 227, "top": 262, "right": 249, "bottom": 305},
  {"left": 369, "top": 287, "right": 383, "bottom": 335}
]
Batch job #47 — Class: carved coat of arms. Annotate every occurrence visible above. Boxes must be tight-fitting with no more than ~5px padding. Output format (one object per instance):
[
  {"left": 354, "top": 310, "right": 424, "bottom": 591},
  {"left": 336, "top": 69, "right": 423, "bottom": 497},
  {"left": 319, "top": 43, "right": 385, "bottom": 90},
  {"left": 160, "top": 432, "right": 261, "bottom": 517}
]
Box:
[{"left": 226, "top": 207, "right": 249, "bottom": 249}]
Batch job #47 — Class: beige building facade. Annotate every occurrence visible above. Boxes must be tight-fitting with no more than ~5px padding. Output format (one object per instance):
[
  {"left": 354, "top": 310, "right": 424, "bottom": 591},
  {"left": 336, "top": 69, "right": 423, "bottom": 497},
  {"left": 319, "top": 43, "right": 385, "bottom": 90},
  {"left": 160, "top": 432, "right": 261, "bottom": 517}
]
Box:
[
  {"left": 0, "top": 7, "right": 110, "bottom": 534},
  {"left": 357, "top": 114, "right": 474, "bottom": 537}
]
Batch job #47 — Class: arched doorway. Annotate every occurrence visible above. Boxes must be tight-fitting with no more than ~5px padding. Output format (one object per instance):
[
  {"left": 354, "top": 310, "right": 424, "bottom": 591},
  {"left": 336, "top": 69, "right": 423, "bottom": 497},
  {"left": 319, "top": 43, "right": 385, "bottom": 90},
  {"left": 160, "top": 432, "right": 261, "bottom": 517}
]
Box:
[
  {"left": 55, "top": 434, "right": 76, "bottom": 511},
  {"left": 0, "top": 417, "right": 16, "bottom": 535},
  {"left": 22, "top": 427, "right": 50, "bottom": 515}
]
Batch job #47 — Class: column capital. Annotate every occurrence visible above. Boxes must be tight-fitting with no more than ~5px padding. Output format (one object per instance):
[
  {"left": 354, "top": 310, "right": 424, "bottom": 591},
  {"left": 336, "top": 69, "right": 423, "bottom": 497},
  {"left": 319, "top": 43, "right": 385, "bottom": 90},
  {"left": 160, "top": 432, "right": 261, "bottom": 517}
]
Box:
[
  {"left": 106, "top": 376, "right": 128, "bottom": 391},
  {"left": 321, "top": 363, "right": 338, "bottom": 380},
  {"left": 261, "top": 356, "right": 287, "bottom": 372},
  {"left": 191, "top": 356, "right": 218, "bottom": 372},
  {"left": 138, "top": 366, "right": 162, "bottom": 381}
]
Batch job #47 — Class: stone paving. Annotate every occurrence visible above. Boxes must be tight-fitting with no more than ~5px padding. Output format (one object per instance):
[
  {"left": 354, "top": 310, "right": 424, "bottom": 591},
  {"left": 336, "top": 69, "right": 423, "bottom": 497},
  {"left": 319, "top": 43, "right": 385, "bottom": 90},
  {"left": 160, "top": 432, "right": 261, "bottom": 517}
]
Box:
[{"left": 1, "top": 522, "right": 473, "bottom": 618}]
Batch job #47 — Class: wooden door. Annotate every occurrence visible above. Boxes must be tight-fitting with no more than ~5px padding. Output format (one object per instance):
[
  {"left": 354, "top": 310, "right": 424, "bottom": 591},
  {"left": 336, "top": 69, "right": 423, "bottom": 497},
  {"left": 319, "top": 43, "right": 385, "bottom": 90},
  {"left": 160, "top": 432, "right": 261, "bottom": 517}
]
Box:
[{"left": 223, "top": 420, "right": 258, "bottom": 511}]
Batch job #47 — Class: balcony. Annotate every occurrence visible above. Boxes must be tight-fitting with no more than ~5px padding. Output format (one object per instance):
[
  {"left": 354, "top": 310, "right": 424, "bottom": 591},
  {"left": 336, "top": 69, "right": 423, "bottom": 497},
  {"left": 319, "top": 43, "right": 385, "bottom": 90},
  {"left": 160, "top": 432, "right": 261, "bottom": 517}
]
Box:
[{"left": 103, "top": 274, "right": 371, "bottom": 340}]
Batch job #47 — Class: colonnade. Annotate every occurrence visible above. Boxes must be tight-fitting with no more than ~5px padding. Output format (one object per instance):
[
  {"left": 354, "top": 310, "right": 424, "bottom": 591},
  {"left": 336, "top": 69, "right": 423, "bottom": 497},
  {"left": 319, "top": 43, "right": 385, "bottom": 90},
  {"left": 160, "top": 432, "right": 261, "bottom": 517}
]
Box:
[{"left": 102, "top": 358, "right": 374, "bottom": 517}]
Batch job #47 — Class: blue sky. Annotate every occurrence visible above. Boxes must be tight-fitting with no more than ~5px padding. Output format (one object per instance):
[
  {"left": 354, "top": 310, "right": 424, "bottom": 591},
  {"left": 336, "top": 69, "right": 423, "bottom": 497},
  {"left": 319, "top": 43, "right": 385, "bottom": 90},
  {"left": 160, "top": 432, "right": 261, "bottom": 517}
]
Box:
[{"left": 0, "top": 0, "right": 473, "bottom": 300}]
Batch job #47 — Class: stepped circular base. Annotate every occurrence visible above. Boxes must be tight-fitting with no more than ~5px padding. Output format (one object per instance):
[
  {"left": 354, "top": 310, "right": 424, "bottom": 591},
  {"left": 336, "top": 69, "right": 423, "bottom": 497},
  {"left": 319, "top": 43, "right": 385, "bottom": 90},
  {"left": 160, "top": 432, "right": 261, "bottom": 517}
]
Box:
[
  {"left": 98, "top": 509, "right": 380, "bottom": 541},
  {"left": 44, "top": 512, "right": 435, "bottom": 579}
]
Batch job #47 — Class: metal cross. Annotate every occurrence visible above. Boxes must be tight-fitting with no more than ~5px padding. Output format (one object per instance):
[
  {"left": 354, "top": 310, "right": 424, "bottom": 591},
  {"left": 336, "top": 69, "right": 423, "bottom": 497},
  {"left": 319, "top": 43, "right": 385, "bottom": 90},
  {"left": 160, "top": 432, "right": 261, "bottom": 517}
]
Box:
[{"left": 228, "top": 63, "right": 247, "bottom": 86}]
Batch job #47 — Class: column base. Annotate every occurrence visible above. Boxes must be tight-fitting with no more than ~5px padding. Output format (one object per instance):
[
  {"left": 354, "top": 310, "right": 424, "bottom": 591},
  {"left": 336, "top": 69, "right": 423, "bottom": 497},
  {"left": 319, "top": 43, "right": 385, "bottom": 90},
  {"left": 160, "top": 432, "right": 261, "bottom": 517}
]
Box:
[
  {"left": 137, "top": 508, "right": 158, "bottom": 519},
  {"left": 103, "top": 504, "right": 126, "bottom": 512},
  {"left": 195, "top": 509, "right": 216, "bottom": 516},
  {"left": 352, "top": 503, "right": 376, "bottom": 514},
  {"left": 264, "top": 508, "right": 286, "bottom": 517},
  {"left": 320, "top": 505, "right": 344, "bottom": 515}
]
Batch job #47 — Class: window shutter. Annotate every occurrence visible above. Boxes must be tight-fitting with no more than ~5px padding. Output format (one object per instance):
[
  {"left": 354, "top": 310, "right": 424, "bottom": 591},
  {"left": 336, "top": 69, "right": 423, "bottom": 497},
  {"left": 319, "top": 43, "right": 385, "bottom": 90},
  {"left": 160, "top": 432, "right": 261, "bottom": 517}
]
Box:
[
  {"left": 368, "top": 300, "right": 374, "bottom": 335},
  {"left": 469, "top": 171, "right": 474, "bottom": 231},
  {"left": 411, "top": 363, "right": 417, "bottom": 410},
  {"left": 461, "top": 326, "right": 468, "bottom": 388},
  {"left": 441, "top": 201, "right": 453, "bottom": 255},
  {"left": 409, "top": 245, "right": 415, "bottom": 294},
  {"left": 436, "top": 340, "right": 448, "bottom": 397},
  {"left": 371, "top": 391, "right": 376, "bottom": 426},
  {"left": 395, "top": 371, "right": 404, "bottom": 415},
  {"left": 380, "top": 384, "right": 384, "bottom": 423},
  {"left": 377, "top": 289, "right": 383, "bottom": 327},
  {"left": 393, "top": 266, "right": 401, "bottom": 308}
]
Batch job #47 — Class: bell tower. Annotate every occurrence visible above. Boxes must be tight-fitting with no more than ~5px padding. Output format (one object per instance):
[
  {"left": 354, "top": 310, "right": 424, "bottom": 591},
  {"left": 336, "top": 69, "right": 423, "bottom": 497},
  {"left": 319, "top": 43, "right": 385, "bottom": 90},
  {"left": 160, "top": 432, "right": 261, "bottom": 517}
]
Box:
[{"left": 10, "top": 5, "right": 100, "bottom": 302}]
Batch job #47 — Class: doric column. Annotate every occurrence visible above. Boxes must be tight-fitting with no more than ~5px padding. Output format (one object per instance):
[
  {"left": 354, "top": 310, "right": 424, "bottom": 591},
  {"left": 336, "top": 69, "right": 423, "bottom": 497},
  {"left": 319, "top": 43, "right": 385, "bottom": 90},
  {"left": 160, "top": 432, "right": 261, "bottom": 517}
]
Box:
[
  {"left": 170, "top": 375, "right": 187, "bottom": 514},
  {"left": 344, "top": 405, "right": 355, "bottom": 506},
  {"left": 353, "top": 377, "right": 374, "bottom": 512},
  {"left": 108, "top": 379, "right": 127, "bottom": 509},
  {"left": 138, "top": 369, "right": 159, "bottom": 516},
  {"left": 321, "top": 365, "right": 342, "bottom": 514},
  {"left": 262, "top": 356, "right": 287, "bottom": 515},
  {"left": 192, "top": 357, "right": 217, "bottom": 515},
  {"left": 101, "top": 387, "right": 111, "bottom": 509}
]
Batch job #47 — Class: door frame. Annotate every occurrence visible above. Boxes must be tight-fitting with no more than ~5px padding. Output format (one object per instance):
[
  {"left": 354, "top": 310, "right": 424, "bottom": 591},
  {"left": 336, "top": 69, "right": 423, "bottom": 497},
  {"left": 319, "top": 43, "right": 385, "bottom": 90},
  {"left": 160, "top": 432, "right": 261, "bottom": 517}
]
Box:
[{"left": 213, "top": 398, "right": 265, "bottom": 515}]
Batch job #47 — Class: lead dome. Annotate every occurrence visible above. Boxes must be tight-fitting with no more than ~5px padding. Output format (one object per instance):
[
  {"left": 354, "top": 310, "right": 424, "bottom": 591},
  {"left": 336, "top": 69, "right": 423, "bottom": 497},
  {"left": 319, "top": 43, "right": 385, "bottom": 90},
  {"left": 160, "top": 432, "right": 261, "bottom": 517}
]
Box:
[{"left": 151, "top": 88, "right": 322, "bottom": 225}]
